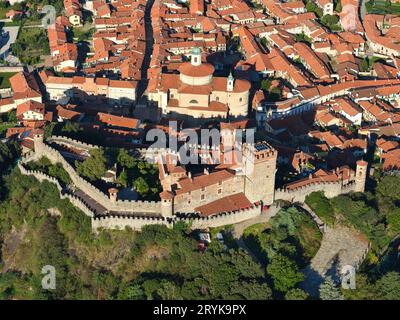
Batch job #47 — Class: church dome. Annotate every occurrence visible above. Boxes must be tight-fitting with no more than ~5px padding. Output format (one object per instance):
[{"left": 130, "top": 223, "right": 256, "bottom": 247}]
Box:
[
  {"left": 179, "top": 47, "right": 214, "bottom": 86},
  {"left": 178, "top": 62, "right": 215, "bottom": 78}
]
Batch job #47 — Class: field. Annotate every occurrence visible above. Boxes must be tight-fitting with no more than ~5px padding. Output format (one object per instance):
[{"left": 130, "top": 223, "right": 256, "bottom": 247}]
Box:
[
  {"left": 0, "top": 72, "right": 16, "bottom": 89},
  {"left": 11, "top": 27, "right": 49, "bottom": 65}
]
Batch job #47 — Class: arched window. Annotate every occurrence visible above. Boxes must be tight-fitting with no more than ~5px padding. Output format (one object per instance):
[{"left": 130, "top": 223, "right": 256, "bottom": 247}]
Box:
[{"left": 189, "top": 99, "right": 198, "bottom": 104}]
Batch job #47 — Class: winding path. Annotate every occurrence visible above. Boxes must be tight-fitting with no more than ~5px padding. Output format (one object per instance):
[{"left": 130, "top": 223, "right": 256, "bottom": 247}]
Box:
[{"left": 301, "top": 225, "right": 369, "bottom": 297}]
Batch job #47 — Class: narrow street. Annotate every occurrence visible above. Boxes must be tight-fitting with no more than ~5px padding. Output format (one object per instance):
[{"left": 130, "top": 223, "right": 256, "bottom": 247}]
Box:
[
  {"left": 136, "top": 0, "right": 155, "bottom": 102},
  {"left": 359, "top": 0, "right": 367, "bottom": 22}
]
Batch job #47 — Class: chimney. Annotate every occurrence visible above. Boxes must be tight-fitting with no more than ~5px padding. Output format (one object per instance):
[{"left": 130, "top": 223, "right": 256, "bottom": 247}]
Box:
[{"left": 204, "top": 167, "right": 209, "bottom": 175}]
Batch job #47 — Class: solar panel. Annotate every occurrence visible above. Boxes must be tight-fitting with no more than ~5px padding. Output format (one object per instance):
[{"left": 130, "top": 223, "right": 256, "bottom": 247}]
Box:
[{"left": 255, "top": 143, "right": 269, "bottom": 151}]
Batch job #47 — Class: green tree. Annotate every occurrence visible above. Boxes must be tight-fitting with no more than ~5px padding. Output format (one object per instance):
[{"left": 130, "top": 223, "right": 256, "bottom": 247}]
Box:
[
  {"left": 319, "top": 276, "right": 344, "bottom": 300},
  {"left": 321, "top": 14, "right": 340, "bottom": 28},
  {"left": 230, "top": 281, "right": 272, "bottom": 300},
  {"left": 306, "top": 2, "right": 323, "bottom": 17},
  {"left": 335, "top": 0, "right": 342, "bottom": 12},
  {"left": 117, "top": 169, "right": 128, "bottom": 188},
  {"left": 133, "top": 176, "right": 150, "bottom": 196},
  {"left": 157, "top": 280, "right": 182, "bottom": 300},
  {"left": 7, "top": 110, "right": 16, "bottom": 122},
  {"left": 119, "top": 284, "right": 145, "bottom": 300},
  {"left": 387, "top": 208, "right": 400, "bottom": 234},
  {"left": 377, "top": 176, "right": 400, "bottom": 201},
  {"left": 375, "top": 272, "right": 400, "bottom": 300},
  {"left": 61, "top": 121, "right": 81, "bottom": 134},
  {"left": 266, "top": 254, "right": 304, "bottom": 293},
  {"left": 268, "top": 87, "right": 282, "bottom": 101},
  {"left": 342, "top": 274, "right": 376, "bottom": 300},
  {"left": 117, "top": 149, "right": 135, "bottom": 169},
  {"left": 360, "top": 58, "right": 370, "bottom": 72},
  {"left": 260, "top": 37, "right": 269, "bottom": 48},
  {"left": 76, "top": 148, "right": 107, "bottom": 181},
  {"left": 285, "top": 288, "right": 309, "bottom": 300},
  {"left": 261, "top": 79, "right": 272, "bottom": 91}
]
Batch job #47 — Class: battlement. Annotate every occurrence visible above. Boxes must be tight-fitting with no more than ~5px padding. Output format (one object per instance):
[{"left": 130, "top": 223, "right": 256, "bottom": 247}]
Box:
[
  {"left": 47, "top": 136, "right": 97, "bottom": 150},
  {"left": 275, "top": 180, "right": 358, "bottom": 203},
  {"left": 20, "top": 135, "right": 367, "bottom": 233},
  {"left": 243, "top": 141, "right": 277, "bottom": 161}
]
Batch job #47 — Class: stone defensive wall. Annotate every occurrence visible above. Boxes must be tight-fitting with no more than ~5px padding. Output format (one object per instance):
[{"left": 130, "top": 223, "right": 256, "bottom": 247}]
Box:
[
  {"left": 274, "top": 180, "right": 357, "bottom": 203},
  {"left": 29, "top": 139, "right": 162, "bottom": 215},
  {"left": 47, "top": 135, "right": 175, "bottom": 163},
  {"left": 47, "top": 136, "right": 98, "bottom": 151},
  {"left": 18, "top": 163, "right": 95, "bottom": 218},
  {"left": 92, "top": 204, "right": 263, "bottom": 231},
  {"left": 22, "top": 137, "right": 363, "bottom": 232},
  {"left": 20, "top": 140, "right": 267, "bottom": 231}
]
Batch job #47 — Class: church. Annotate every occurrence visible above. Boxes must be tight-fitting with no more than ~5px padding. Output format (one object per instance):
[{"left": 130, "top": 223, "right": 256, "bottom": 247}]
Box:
[{"left": 147, "top": 47, "right": 251, "bottom": 120}]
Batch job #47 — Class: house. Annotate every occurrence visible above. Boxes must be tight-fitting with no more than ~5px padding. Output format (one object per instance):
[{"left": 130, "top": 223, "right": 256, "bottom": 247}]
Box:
[
  {"left": 97, "top": 112, "right": 140, "bottom": 130},
  {"left": 45, "top": 76, "right": 137, "bottom": 106},
  {"left": 64, "top": 0, "right": 83, "bottom": 26},
  {"left": 16, "top": 100, "right": 45, "bottom": 121},
  {"left": 315, "top": 0, "right": 333, "bottom": 16},
  {"left": 329, "top": 98, "right": 363, "bottom": 126},
  {"left": 0, "top": 72, "right": 42, "bottom": 113},
  {"left": 55, "top": 105, "right": 84, "bottom": 122}
]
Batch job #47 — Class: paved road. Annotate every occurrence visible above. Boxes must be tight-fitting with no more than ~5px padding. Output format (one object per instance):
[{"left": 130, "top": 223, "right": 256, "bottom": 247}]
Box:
[
  {"left": 359, "top": 0, "right": 367, "bottom": 22},
  {"left": 0, "top": 26, "right": 19, "bottom": 57}
]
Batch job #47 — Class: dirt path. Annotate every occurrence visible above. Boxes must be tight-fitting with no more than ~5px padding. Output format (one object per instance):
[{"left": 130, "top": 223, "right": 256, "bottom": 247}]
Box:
[{"left": 301, "top": 225, "right": 369, "bottom": 297}]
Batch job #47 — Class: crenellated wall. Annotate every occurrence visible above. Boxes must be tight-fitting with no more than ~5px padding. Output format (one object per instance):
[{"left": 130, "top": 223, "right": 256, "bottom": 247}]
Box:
[
  {"left": 47, "top": 136, "right": 98, "bottom": 151},
  {"left": 18, "top": 163, "right": 95, "bottom": 218},
  {"left": 19, "top": 160, "right": 265, "bottom": 231},
  {"left": 274, "top": 181, "right": 358, "bottom": 203},
  {"left": 92, "top": 204, "right": 263, "bottom": 231},
  {"left": 92, "top": 215, "right": 170, "bottom": 231},
  {"left": 29, "top": 138, "right": 162, "bottom": 215},
  {"left": 19, "top": 135, "right": 366, "bottom": 233}
]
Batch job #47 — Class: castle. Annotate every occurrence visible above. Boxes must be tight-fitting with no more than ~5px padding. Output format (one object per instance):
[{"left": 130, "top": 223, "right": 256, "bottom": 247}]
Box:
[
  {"left": 17, "top": 132, "right": 368, "bottom": 232},
  {"left": 157, "top": 141, "right": 278, "bottom": 217}
]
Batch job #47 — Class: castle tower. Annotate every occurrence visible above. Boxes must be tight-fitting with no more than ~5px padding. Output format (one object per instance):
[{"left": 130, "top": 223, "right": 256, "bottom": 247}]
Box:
[
  {"left": 33, "top": 129, "right": 45, "bottom": 154},
  {"left": 160, "top": 190, "right": 174, "bottom": 217},
  {"left": 227, "top": 72, "right": 234, "bottom": 92},
  {"left": 190, "top": 47, "right": 202, "bottom": 66},
  {"left": 243, "top": 142, "right": 277, "bottom": 206},
  {"left": 355, "top": 160, "right": 368, "bottom": 192},
  {"left": 108, "top": 188, "right": 118, "bottom": 202}
]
